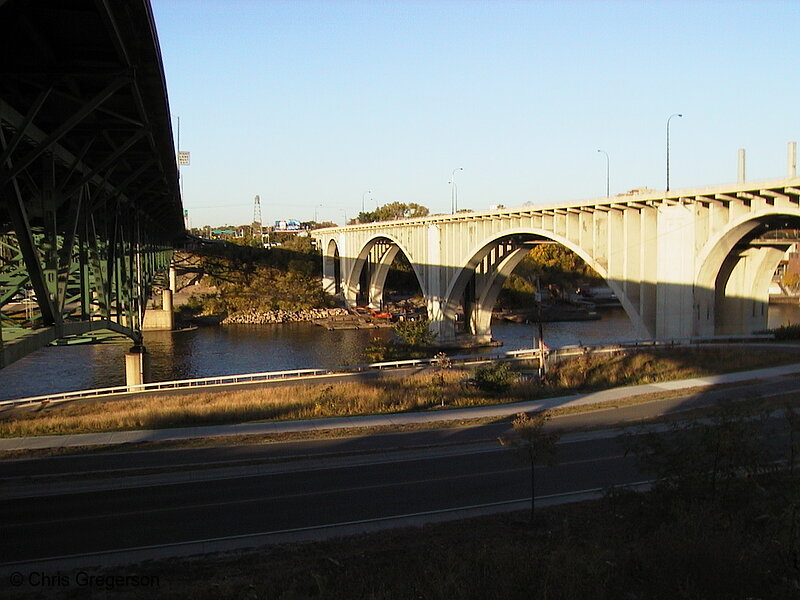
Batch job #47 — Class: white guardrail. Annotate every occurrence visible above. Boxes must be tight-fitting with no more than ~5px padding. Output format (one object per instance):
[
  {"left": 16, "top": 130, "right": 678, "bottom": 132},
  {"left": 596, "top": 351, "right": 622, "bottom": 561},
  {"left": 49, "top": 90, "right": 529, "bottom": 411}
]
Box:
[{"left": 0, "top": 334, "right": 774, "bottom": 408}]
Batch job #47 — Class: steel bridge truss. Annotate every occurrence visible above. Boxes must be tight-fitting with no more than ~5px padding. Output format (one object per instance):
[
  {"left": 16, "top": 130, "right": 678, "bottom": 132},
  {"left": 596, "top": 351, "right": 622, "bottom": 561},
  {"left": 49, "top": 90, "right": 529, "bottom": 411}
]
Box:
[{"left": 0, "top": 0, "right": 184, "bottom": 368}]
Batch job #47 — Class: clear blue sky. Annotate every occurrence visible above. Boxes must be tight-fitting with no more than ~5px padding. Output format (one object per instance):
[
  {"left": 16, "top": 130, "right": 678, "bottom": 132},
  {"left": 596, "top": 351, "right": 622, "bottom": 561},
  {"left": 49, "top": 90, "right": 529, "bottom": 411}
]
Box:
[{"left": 151, "top": 0, "right": 799, "bottom": 228}]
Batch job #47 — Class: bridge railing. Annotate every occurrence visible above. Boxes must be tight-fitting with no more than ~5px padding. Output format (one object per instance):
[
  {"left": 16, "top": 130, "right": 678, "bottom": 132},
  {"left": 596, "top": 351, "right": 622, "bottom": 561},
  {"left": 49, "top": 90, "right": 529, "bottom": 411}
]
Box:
[{"left": 0, "top": 334, "right": 775, "bottom": 408}]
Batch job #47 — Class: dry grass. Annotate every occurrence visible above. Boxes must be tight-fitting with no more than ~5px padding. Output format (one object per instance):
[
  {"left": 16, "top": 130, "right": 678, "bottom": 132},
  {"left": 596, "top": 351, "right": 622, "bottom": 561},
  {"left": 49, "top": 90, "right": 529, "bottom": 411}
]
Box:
[
  {"left": 0, "top": 371, "right": 477, "bottom": 438},
  {"left": 1, "top": 346, "right": 797, "bottom": 438}
]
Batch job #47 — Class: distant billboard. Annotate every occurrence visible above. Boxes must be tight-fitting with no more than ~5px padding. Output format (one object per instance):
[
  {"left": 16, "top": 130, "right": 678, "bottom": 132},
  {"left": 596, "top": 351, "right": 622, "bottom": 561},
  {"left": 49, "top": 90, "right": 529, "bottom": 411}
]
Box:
[{"left": 274, "top": 219, "right": 301, "bottom": 232}]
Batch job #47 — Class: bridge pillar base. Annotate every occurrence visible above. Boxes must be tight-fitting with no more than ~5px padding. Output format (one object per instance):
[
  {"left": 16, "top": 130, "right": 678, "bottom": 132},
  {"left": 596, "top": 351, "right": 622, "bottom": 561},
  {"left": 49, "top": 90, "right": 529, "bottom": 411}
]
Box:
[
  {"left": 125, "top": 345, "right": 151, "bottom": 389},
  {"left": 142, "top": 289, "right": 175, "bottom": 331}
]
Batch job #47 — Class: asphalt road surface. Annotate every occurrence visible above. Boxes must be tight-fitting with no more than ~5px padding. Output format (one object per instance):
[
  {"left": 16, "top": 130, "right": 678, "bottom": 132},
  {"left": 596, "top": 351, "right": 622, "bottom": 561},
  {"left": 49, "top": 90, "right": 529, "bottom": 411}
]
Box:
[{"left": 1, "top": 430, "right": 641, "bottom": 564}]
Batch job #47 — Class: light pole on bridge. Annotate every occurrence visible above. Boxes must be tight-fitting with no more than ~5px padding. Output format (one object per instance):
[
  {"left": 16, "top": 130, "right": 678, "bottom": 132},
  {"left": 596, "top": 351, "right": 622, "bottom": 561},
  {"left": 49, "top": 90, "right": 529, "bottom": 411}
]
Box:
[
  {"left": 450, "top": 167, "right": 463, "bottom": 214},
  {"left": 597, "top": 149, "right": 610, "bottom": 197},
  {"left": 361, "top": 190, "right": 372, "bottom": 214},
  {"left": 666, "top": 113, "right": 683, "bottom": 192}
]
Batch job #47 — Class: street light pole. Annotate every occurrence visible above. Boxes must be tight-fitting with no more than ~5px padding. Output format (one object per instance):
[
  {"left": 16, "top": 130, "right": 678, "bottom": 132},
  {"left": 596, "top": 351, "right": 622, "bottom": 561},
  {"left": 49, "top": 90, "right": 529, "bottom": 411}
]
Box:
[
  {"left": 597, "top": 149, "right": 610, "bottom": 197},
  {"left": 450, "top": 167, "right": 463, "bottom": 214},
  {"left": 361, "top": 190, "right": 371, "bottom": 213},
  {"left": 666, "top": 113, "right": 683, "bottom": 192}
]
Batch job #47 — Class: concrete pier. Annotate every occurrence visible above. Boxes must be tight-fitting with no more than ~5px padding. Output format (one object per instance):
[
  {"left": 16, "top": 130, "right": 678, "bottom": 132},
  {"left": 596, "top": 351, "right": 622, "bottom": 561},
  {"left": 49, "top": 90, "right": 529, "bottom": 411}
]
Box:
[
  {"left": 142, "top": 289, "right": 174, "bottom": 331},
  {"left": 125, "top": 345, "right": 151, "bottom": 388}
]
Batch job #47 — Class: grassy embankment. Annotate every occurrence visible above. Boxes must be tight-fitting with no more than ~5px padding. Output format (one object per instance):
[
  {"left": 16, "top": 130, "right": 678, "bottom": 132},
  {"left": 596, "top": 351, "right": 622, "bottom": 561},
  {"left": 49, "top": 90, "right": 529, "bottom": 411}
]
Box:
[{"left": 2, "top": 346, "right": 797, "bottom": 438}]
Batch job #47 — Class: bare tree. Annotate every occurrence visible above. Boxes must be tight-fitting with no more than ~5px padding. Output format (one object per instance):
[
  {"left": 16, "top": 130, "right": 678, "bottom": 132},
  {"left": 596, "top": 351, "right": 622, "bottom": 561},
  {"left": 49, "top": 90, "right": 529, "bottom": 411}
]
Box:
[{"left": 499, "top": 411, "right": 561, "bottom": 524}]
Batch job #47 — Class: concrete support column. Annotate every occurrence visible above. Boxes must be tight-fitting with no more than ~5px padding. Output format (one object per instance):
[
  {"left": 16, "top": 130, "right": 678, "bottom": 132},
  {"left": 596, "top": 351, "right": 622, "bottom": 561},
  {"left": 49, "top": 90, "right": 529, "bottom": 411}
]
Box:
[
  {"left": 424, "top": 224, "right": 455, "bottom": 342},
  {"left": 169, "top": 267, "right": 177, "bottom": 293},
  {"left": 715, "top": 246, "right": 785, "bottom": 335},
  {"left": 639, "top": 207, "right": 658, "bottom": 337},
  {"left": 162, "top": 289, "right": 174, "bottom": 330},
  {"left": 423, "top": 260, "right": 453, "bottom": 342},
  {"left": 162, "top": 288, "right": 173, "bottom": 312},
  {"left": 472, "top": 247, "right": 530, "bottom": 341},
  {"left": 605, "top": 209, "right": 624, "bottom": 280},
  {"left": 738, "top": 148, "right": 746, "bottom": 184},
  {"left": 592, "top": 210, "right": 608, "bottom": 272},
  {"left": 622, "top": 208, "right": 642, "bottom": 306},
  {"left": 142, "top": 289, "right": 175, "bottom": 331},
  {"left": 341, "top": 254, "right": 359, "bottom": 308},
  {"left": 656, "top": 203, "right": 696, "bottom": 339},
  {"left": 322, "top": 253, "right": 337, "bottom": 296},
  {"left": 579, "top": 210, "right": 593, "bottom": 255},
  {"left": 125, "top": 345, "right": 150, "bottom": 388},
  {"left": 367, "top": 246, "right": 399, "bottom": 310}
]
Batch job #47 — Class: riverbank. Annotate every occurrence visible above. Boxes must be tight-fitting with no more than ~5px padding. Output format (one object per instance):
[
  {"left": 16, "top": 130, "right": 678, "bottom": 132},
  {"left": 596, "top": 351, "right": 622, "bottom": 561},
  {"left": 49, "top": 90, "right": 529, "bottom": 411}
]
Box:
[
  {"left": 221, "top": 307, "right": 348, "bottom": 324},
  {"left": 3, "top": 346, "right": 797, "bottom": 439}
]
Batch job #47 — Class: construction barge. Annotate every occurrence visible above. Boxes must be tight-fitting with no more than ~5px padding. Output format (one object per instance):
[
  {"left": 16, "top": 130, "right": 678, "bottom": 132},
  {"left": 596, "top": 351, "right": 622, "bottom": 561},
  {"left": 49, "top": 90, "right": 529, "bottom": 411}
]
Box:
[
  {"left": 313, "top": 314, "right": 394, "bottom": 330},
  {"left": 313, "top": 305, "right": 426, "bottom": 330}
]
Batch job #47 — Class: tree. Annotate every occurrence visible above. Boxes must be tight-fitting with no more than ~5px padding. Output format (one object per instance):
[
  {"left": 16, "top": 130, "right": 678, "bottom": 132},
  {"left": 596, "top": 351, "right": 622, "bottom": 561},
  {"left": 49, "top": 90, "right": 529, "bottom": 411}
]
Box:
[
  {"left": 432, "top": 351, "right": 452, "bottom": 406},
  {"left": 353, "top": 202, "right": 429, "bottom": 224},
  {"left": 497, "top": 244, "right": 604, "bottom": 309},
  {"left": 311, "top": 221, "right": 338, "bottom": 230},
  {"left": 499, "top": 412, "right": 561, "bottom": 524},
  {"left": 783, "top": 271, "right": 800, "bottom": 293},
  {"left": 624, "top": 403, "right": 773, "bottom": 504},
  {"left": 393, "top": 318, "right": 435, "bottom": 347}
]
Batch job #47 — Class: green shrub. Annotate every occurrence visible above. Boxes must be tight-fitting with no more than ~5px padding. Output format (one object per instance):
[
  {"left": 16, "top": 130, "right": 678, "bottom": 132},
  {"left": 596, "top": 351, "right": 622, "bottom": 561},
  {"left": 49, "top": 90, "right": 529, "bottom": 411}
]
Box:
[
  {"left": 393, "top": 319, "right": 435, "bottom": 347},
  {"left": 473, "top": 361, "right": 517, "bottom": 393},
  {"left": 771, "top": 323, "right": 800, "bottom": 340}
]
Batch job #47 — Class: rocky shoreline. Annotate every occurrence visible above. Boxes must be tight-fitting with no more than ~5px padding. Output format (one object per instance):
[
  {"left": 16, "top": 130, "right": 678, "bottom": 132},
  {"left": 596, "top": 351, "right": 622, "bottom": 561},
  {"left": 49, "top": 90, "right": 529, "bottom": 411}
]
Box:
[{"left": 221, "top": 307, "right": 348, "bottom": 325}]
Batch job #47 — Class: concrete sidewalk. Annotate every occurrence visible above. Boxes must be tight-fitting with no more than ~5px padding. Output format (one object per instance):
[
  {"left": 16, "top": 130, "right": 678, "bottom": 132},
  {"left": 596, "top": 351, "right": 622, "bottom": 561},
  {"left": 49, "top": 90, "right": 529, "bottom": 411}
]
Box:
[{"left": 2, "top": 362, "right": 799, "bottom": 452}]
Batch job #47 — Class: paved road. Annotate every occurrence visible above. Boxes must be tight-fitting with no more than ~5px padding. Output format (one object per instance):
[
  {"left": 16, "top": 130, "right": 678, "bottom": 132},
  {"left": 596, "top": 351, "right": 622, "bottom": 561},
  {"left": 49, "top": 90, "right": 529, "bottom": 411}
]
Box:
[{"left": 0, "top": 431, "right": 640, "bottom": 565}]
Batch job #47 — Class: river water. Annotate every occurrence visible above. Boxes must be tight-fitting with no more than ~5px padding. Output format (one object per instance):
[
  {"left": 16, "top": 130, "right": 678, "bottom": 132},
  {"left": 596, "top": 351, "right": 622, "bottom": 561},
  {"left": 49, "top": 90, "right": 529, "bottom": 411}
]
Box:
[{"left": 0, "top": 305, "right": 798, "bottom": 402}]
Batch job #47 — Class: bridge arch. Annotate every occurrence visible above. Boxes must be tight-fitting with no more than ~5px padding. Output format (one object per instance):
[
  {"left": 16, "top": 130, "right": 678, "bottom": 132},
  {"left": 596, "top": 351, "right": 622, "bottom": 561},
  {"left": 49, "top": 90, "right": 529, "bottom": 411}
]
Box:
[
  {"left": 344, "top": 234, "right": 426, "bottom": 309},
  {"left": 321, "top": 238, "right": 341, "bottom": 296},
  {"left": 694, "top": 211, "right": 800, "bottom": 336},
  {"left": 441, "top": 228, "right": 643, "bottom": 342}
]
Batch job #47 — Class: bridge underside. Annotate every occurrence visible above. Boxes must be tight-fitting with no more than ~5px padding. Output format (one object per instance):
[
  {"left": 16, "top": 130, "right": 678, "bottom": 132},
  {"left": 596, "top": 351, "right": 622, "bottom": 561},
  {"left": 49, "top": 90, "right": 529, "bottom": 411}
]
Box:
[
  {"left": 0, "top": 0, "right": 183, "bottom": 368},
  {"left": 316, "top": 173, "right": 800, "bottom": 345}
]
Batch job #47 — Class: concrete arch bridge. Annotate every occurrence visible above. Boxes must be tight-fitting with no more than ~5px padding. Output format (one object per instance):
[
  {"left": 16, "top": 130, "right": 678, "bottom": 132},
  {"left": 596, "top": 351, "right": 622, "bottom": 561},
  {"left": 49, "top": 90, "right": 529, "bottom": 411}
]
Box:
[{"left": 314, "top": 159, "right": 800, "bottom": 346}]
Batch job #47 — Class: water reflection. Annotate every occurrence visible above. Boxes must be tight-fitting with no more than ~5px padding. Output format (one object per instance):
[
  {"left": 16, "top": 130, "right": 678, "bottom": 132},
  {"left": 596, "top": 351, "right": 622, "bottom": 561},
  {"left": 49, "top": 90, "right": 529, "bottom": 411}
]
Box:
[{"left": 0, "top": 305, "right": 796, "bottom": 401}]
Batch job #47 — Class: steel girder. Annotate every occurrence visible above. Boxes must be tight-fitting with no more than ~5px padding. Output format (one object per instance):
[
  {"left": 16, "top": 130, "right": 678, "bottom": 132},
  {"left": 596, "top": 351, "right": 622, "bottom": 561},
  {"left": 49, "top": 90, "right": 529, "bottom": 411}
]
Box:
[{"left": 0, "top": 1, "right": 184, "bottom": 368}]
